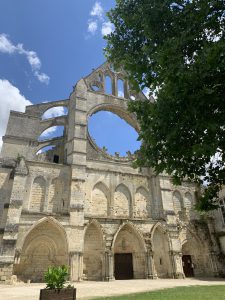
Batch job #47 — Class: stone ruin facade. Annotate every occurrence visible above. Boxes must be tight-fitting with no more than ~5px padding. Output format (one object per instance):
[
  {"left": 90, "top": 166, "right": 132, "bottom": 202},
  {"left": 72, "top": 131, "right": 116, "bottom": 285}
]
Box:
[{"left": 0, "top": 62, "right": 224, "bottom": 283}]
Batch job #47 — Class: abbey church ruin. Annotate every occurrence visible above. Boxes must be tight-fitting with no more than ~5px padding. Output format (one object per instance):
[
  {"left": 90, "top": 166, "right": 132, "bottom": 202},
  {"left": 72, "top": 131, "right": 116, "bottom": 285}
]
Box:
[{"left": 0, "top": 62, "right": 225, "bottom": 283}]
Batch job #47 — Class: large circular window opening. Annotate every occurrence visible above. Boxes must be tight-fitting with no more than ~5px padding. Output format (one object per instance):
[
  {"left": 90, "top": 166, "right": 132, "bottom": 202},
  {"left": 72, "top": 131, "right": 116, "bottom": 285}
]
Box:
[{"left": 88, "top": 111, "right": 141, "bottom": 157}]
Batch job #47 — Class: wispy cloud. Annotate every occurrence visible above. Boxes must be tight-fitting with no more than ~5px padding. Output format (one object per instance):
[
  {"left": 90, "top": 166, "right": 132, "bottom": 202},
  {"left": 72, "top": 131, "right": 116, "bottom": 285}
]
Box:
[
  {"left": 86, "top": 2, "right": 114, "bottom": 37},
  {"left": 0, "top": 33, "right": 50, "bottom": 84},
  {"left": 0, "top": 79, "right": 32, "bottom": 152},
  {"left": 88, "top": 20, "right": 98, "bottom": 34},
  {"left": 101, "top": 22, "right": 114, "bottom": 36},
  {"left": 90, "top": 1, "right": 103, "bottom": 19}
]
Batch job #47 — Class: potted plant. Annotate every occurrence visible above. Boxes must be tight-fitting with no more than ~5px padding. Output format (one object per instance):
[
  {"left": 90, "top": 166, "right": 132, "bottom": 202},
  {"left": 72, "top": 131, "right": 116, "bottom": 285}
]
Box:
[{"left": 40, "top": 265, "right": 76, "bottom": 300}]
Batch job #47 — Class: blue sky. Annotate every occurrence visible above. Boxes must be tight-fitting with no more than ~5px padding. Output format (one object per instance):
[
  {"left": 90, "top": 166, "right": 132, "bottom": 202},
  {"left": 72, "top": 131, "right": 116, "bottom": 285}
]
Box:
[{"left": 0, "top": 0, "right": 140, "bottom": 156}]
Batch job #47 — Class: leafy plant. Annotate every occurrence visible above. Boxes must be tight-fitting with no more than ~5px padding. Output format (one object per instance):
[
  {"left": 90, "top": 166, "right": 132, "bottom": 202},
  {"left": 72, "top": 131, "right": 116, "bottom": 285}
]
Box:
[{"left": 44, "top": 265, "right": 69, "bottom": 290}]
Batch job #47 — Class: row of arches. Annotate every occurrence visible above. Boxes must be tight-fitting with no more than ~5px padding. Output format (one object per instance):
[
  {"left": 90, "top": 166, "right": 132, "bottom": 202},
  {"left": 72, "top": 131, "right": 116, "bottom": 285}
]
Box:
[
  {"left": 13, "top": 218, "right": 210, "bottom": 282},
  {"left": 29, "top": 176, "right": 69, "bottom": 213},
  {"left": 86, "top": 182, "right": 151, "bottom": 219}
]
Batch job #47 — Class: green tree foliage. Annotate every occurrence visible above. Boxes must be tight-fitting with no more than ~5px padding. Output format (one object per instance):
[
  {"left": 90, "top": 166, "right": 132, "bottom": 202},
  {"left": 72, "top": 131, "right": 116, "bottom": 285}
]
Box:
[{"left": 105, "top": 0, "right": 225, "bottom": 211}]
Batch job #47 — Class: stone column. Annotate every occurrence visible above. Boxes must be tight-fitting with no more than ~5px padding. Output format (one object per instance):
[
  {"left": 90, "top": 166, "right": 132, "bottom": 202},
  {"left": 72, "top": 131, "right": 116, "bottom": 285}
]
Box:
[
  {"left": 70, "top": 251, "right": 83, "bottom": 281},
  {"left": 146, "top": 250, "right": 157, "bottom": 279},
  {"left": 0, "top": 158, "right": 28, "bottom": 283},
  {"left": 170, "top": 251, "right": 185, "bottom": 279},
  {"left": 105, "top": 250, "right": 115, "bottom": 281}
]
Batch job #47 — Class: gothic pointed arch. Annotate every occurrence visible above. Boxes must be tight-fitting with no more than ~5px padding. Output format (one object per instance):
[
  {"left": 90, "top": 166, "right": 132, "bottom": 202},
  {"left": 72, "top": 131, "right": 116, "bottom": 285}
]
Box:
[
  {"left": 13, "top": 217, "right": 68, "bottom": 282},
  {"left": 87, "top": 182, "right": 109, "bottom": 217},
  {"left": 83, "top": 220, "right": 105, "bottom": 280},
  {"left": 180, "top": 226, "right": 212, "bottom": 277},
  {"left": 114, "top": 183, "right": 131, "bottom": 218},
  {"left": 29, "top": 176, "right": 46, "bottom": 212},
  {"left": 151, "top": 222, "right": 173, "bottom": 278},
  {"left": 134, "top": 186, "right": 150, "bottom": 218},
  {"left": 112, "top": 222, "right": 146, "bottom": 279}
]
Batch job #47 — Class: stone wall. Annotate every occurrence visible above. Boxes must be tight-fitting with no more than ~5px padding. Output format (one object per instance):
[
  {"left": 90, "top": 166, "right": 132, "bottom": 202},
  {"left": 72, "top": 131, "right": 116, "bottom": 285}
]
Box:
[{"left": 0, "top": 62, "right": 223, "bottom": 283}]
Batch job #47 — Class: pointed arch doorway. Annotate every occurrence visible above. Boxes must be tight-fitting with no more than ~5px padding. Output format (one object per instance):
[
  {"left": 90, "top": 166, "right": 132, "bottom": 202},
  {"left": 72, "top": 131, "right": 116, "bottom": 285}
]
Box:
[
  {"left": 14, "top": 218, "right": 68, "bottom": 282},
  {"left": 113, "top": 223, "right": 146, "bottom": 280}
]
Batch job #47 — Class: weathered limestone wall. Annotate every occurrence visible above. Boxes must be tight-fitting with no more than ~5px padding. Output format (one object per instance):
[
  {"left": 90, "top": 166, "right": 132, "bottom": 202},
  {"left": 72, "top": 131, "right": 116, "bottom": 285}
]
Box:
[
  {"left": 22, "top": 162, "right": 70, "bottom": 213},
  {"left": 0, "top": 170, "right": 13, "bottom": 229},
  {"left": 14, "top": 218, "right": 68, "bottom": 282},
  {"left": 83, "top": 223, "right": 105, "bottom": 280},
  {"left": 0, "top": 62, "right": 224, "bottom": 283}
]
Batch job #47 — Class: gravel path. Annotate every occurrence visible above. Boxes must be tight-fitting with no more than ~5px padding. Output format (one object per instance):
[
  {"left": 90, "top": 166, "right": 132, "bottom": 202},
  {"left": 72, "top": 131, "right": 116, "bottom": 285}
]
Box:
[{"left": 0, "top": 278, "right": 225, "bottom": 300}]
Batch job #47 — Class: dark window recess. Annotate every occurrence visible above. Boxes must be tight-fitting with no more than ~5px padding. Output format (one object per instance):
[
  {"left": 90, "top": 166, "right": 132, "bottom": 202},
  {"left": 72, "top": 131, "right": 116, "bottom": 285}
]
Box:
[
  {"left": 53, "top": 155, "right": 59, "bottom": 163},
  {"left": 4, "top": 203, "right": 9, "bottom": 209}
]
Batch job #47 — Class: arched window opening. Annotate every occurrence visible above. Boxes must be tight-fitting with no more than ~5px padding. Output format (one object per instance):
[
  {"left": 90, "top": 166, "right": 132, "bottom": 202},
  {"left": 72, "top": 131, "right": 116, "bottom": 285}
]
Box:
[
  {"left": 38, "top": 126, "right": 64, "bottom": 141},
  {"left": 36, "top": 145, "right": 55, "bottom": 155},
  {"left": 88, "top": 111, "right": 140, "bottom": 156},
  {"left": 36, "top": 145, "right": 63, "bottom": 164},
  {"left": 105, "top": 75, "right": 112, "bottom": 94},
  {"left": 117, "top": 79, "right": 124, "bottom": 98},
  {"left": 41, "top": 106, "right": 68, "bottom": 120}
]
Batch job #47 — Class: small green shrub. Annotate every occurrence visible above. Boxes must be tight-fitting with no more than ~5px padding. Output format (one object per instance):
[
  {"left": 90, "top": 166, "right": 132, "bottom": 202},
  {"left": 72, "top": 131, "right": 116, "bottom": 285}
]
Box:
[{"left": 44, "top": 265, "right": 69, "bottom": 290}]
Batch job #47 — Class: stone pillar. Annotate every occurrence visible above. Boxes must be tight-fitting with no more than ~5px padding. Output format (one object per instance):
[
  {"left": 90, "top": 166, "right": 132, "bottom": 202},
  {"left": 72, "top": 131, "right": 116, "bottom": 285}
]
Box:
[
  {"left": 170, "top": 251, "right": 185, "bottom": 279},
  {"left": 70, "top": 251, "right": 83, "bottom": 281},
  {"left": 0, "top": 158, "right": 28, "bottom": 283},
  {"left": 146, "top": 250, "right": 157, "bottom": 279},
  {"left": 105, "top": 250, "right": 115, "bottom": 281}
]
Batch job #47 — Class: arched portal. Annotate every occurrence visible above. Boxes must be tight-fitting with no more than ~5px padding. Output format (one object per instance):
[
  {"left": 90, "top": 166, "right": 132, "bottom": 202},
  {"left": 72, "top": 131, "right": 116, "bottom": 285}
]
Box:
[
  {"left": 181, "top": 229, "right": 212, "bottom": 277},
  {"left": 113, "top": 223, "right": 146, "bottom": 279},
  {"left": 152, "top": 225, "right": 172, "bottom": 278},
  {"left": 83, "top": 222, "right": 105, "bottom": 280},
  {"left": 14, "top": 218, "right": 68, "bottom": 282}
]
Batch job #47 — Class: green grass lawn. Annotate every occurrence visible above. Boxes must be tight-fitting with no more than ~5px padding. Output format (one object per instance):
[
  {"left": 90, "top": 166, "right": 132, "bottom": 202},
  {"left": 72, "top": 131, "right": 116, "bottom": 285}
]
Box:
[{"left": 93, "top": 285, "right": 225, "bottom": 300}]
